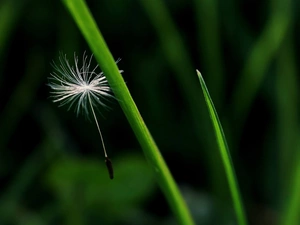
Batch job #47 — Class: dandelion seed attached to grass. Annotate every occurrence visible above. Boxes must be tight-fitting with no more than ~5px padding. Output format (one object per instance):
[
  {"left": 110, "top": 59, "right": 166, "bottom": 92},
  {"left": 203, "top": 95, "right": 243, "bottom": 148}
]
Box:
[{"left": 48, "top": 52, "right": 118, "bottom": 179}]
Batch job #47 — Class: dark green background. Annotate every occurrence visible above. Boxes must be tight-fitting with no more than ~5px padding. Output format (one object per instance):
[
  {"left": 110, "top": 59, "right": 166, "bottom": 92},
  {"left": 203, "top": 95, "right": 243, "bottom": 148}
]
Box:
[{"left": 0, "top": 0, "right": 299, "bottom": 224}]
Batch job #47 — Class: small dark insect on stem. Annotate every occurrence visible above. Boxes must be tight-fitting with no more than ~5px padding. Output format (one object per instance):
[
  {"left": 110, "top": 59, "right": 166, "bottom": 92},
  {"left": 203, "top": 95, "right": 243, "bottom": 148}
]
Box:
[{"left": 105, "top": 157, "right": 114, "bottom": 179}]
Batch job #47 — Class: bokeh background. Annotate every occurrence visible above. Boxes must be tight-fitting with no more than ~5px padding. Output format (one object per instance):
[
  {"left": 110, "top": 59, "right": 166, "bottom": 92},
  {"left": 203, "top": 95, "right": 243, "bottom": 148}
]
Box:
[{"left": 0, "top": 0, "right": 299, "bottom": 224}]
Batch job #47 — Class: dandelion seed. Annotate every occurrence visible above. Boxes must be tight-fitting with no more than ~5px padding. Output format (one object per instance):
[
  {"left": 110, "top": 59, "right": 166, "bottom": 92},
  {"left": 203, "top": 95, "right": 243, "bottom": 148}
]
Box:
[
  {"left": 105, "top": 157, "right": 114, "bottom": 179},
  {"left": 48, "top": 52, "right": 119, "bottom": 179}
]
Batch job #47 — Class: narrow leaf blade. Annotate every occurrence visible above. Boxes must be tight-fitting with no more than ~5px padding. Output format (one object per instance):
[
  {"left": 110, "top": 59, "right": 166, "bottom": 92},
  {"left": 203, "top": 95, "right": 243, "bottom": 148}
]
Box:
[{"left": 196, "top": 70, "right": 248, "bottom": 225}]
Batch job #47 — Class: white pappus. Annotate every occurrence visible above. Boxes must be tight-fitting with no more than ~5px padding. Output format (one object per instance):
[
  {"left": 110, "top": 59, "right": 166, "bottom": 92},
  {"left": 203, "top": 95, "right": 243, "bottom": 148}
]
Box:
[{"left": 48, "top": 52, "right": 120, "bottom": 179}]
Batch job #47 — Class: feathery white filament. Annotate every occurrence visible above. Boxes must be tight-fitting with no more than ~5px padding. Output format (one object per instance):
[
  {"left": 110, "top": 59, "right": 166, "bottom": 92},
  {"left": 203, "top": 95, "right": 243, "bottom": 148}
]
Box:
[
  {"left": 48, "top": 52, "right": 116, "bottom": 161},
  {"left": 88, "top": 93, "right": 108, "bottom": 158}
]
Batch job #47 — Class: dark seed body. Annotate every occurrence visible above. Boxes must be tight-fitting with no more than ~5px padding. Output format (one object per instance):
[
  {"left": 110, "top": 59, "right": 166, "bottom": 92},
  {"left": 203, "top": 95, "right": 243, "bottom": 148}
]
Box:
[{"left": 105, "top": 157, "right": 114, "bottom": 179}]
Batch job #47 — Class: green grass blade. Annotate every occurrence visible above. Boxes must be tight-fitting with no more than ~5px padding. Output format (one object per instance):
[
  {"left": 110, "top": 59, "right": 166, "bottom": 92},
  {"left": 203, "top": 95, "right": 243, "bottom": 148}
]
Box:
[
  {"left": 232, "top": 0, "right": 292, "bottom": 127},
  {"left": 194, "top": 0, "right": 224, "bottom": 105},
  {"left": 138, "top": 0, "right": 228, "bottom": 200},
  {"left": 276, "top": 34, "right": 300, "bottom": 225},
  {"left": 137, "top": 0, "right": 209, "bottom": 140},
  {"left": 61, "top": 1, "right": 195, "bottom": 224},
  {"left": 137, "top": 0, "right": 199, "bottom": 107},
  {"left": 280, "top": 145, "right": 300, "bottom": 225},
  {"left": 276, "top": 34, "right": 298, "bottom": 199},
  {"left": 196, "top": 70, "right": 247, "bottom": 225}
]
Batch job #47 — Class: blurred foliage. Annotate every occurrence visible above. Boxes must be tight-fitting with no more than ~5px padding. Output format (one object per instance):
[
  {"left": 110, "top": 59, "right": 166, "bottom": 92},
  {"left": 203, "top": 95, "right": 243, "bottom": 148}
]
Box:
[
  {"left": 0, "top": 0, "right": 300, "bottom": 224},
  {"left": 46, "top": 154, "right": 155, "bottom": 225}
]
